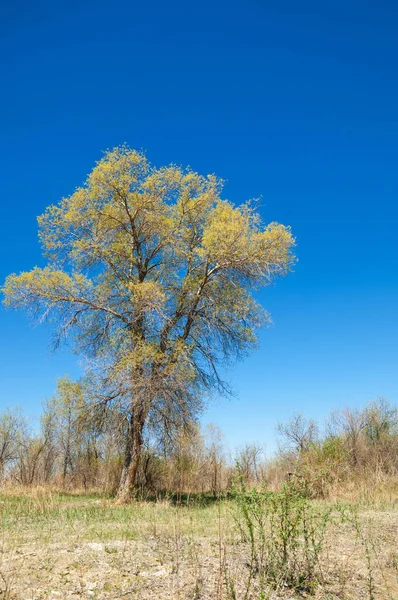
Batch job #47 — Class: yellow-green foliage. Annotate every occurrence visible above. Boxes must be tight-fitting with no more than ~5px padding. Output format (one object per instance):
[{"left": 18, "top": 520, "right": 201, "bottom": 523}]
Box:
[{"left": 2, "top": 146, "right": 295, "bottom": 386}]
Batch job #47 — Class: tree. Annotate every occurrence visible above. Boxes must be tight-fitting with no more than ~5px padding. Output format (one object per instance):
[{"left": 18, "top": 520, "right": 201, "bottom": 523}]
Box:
[
  {"left": 44, "top": 377, "right": 84, "bottom": 482},
  {"left": 43, "top": 376, "right": 101, "bottom": 487},
  {"left": 276, "top": 413, "right": 318, "bottom": 454},
  {"left": 204, "top": 423, "right": 225, "bottom": 494},
  {"left": 0, "top": 408, "right": 26, "bottom": 480},
  {"left": 329, "top": 408, "right": 365, "bottom": 467},
  {"left": 235, "top": 442, "right": 265, "bottom": 485},
  {"left": 2, "top": 146, "right": 295, "bottom": 501},
  {"left": 363, "top": 397, "right": 398, "bottom": 446}
]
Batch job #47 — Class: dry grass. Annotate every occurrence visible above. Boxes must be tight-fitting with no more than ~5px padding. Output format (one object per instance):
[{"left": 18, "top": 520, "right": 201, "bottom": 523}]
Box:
[{"left": 0, "top": 487, "right": 397, "bottom": 599}]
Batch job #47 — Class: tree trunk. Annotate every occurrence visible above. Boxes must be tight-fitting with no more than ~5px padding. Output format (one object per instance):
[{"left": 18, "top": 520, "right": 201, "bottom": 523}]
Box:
[{"left": 116, "top": 411, "right": 145, "bottom": 503}]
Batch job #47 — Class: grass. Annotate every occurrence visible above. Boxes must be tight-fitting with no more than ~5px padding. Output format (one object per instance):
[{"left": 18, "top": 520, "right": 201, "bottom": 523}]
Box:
[
  {"left": 0, "top": 487, "right": 397, "bottom": 599},
  {"left": 0, "top": 492, "right": 222, "bottom": 551}
]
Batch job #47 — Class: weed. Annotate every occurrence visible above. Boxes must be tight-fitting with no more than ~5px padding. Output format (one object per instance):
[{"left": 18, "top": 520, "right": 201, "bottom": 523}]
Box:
[{"left": 232, "top": 475, "right": 332, "bottom": 595}]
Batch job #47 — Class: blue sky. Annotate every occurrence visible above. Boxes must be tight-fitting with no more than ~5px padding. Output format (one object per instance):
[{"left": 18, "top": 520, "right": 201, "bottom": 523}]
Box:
[{"left": 1, "top": 0, "right": 397, "bottom": 453}]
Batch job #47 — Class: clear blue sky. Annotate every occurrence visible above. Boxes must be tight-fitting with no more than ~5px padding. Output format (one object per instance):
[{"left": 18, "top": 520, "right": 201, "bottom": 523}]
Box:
[{"left": 1, "top": 0, "right": 397, "bottom": 453}]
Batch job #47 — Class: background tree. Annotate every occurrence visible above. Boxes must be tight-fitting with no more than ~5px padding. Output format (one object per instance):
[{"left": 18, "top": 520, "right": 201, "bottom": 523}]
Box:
[
  {"left": 0, "top": 408, "right": 26, "bottom": 481},
  {"left": 276, "top": 412, "right": 319, "bottom": 454},
  {"left": 204, "top": 423, "right": 225, "bottom": 494},
  {"left": 329, "top": 407, "right": 365, "bottom": 468},
  {"left": 363, "top": 397, "right": 398, "bottom": 447},
  {"left": 44, "top": 377, "right": 86, "bottom": 483},
  {"left": 43, "top": 376, "right": 103, "bottom": 488},
  {"left": 2, "top": 146, "right": 295, "bottom": 501},
  {"left": 235, "top": 442, "right": 265, "bottom": 486}
]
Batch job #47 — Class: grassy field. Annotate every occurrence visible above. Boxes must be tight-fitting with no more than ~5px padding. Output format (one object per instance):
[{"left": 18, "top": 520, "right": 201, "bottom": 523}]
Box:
[{"left": 0, "top": 487, "right": 397, "bottom": 600}]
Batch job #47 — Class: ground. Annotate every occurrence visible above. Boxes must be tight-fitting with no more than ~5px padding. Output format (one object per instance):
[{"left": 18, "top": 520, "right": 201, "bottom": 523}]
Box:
[{"left": 0, "top": 489, "right": 397, "bottom": 600}]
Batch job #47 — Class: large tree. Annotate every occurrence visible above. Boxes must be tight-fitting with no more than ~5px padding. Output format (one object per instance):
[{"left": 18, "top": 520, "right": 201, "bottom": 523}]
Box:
[{"left": 2, "top": 146, "right": 295, "bottom": 501}]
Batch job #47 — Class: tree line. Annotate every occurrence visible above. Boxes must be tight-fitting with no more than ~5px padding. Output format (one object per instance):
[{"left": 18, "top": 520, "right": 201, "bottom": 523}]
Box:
[{"left": 1, "top": 381, "right": 397, "bottom": 500}]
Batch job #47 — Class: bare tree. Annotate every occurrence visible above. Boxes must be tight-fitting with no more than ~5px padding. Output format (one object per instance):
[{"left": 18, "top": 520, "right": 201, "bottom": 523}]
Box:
[
  {"left": 0, "top": 408, "right": 26, "bottom": 481},
  {"left": 204, "top": 423, "right": 225, "bottom": 494},
  {"left": 330, "top": 408, "right": 365, "bottom": 467},
  {"left": 235, "top": 442, "right": 265, "bottom": 485},
  {"left": 276, "top": 413, "right": 318, "bottom": 454}
]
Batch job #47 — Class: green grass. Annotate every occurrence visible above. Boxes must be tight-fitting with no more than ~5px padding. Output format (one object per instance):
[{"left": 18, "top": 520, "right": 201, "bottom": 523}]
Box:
[{"left": 0, "top": 489, "right": 225, "bottom": 548}]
